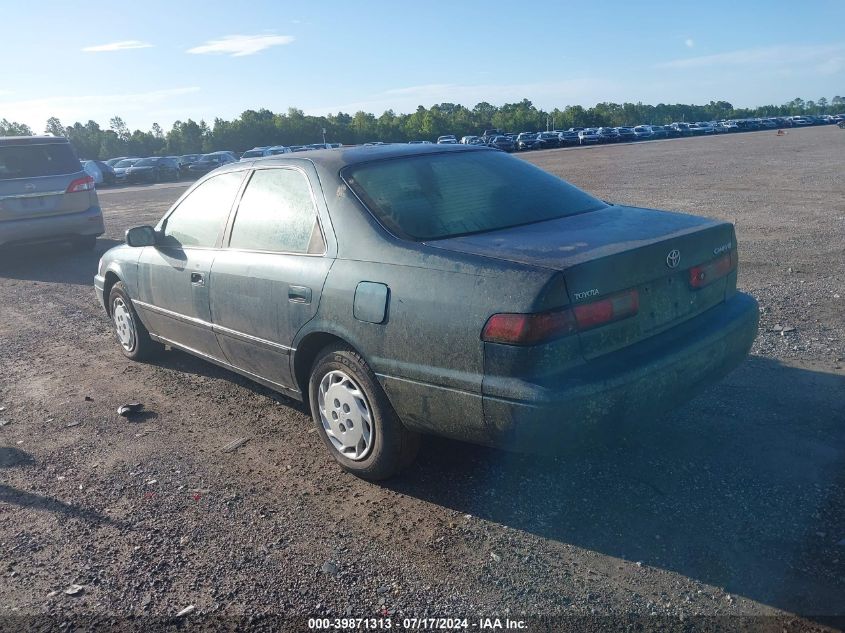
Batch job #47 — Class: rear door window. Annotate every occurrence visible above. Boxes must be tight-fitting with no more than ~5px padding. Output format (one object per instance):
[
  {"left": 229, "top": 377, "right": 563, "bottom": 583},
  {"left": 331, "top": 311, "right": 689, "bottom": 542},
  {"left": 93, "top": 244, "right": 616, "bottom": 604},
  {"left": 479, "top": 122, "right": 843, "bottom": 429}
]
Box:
[
  {"left": 159, "top": 171, "right": 245, "bottom": 248},
  {"left": 0, "top": 143, "right": 81, "bottom": 180},
  {"left": 228, "top": 168, "right": 324, "bottom": 254}
]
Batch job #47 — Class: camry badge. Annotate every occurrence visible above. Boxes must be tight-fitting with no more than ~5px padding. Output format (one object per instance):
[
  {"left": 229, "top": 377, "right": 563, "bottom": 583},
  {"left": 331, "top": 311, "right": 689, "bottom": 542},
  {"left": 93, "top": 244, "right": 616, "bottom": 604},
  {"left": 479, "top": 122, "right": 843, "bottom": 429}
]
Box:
[{"left": 666, "top": 249, "right": 681, "bottom": 268}]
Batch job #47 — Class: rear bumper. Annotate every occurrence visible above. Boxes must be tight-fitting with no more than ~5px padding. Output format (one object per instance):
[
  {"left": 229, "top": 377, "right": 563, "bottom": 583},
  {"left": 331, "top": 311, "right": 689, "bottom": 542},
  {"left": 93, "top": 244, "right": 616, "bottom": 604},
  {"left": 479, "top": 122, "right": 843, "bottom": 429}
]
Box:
[
  {"left": 0, "top": 206, "right": 104, "bottom": 247},
  {"left": 482, "top": 292, "right": 759, "bottom": 450}
]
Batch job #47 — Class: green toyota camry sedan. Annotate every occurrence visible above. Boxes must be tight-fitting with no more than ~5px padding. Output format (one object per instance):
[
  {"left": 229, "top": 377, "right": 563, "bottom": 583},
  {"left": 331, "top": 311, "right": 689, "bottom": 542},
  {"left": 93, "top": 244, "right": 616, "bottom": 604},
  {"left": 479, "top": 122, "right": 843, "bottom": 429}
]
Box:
[{"left": 94, "top": 144, "right": 759, "bottom": 480}]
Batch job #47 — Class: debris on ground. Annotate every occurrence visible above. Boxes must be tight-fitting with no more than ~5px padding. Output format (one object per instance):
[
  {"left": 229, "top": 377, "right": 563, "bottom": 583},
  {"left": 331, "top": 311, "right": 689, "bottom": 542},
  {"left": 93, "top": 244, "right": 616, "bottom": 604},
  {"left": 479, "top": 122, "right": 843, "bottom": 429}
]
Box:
[
  {"left": 222, "top": 437, "right": 250, "bottom": 453},
  {"left": 117, "top": 403, "right": 144, "bottom": 417},
  {"left": 175, "top": 605, "right": 195, "bottom": 618},
  {"left": 64, "top": 584, "right": 84, "bottom": 596},
  {"left": 321, "top": 561, "right": 338, "bottom": 575}
]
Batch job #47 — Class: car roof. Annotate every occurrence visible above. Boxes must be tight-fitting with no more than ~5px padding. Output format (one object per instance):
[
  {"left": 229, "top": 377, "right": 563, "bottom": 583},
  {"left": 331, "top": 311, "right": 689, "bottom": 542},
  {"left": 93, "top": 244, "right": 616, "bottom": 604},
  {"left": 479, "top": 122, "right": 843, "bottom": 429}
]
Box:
[
  {"left": 223, "top": 143, "right": 494, "bottom": 173},
  {"left": 0, "top": 135, "right": 70, "bottom": 146}
]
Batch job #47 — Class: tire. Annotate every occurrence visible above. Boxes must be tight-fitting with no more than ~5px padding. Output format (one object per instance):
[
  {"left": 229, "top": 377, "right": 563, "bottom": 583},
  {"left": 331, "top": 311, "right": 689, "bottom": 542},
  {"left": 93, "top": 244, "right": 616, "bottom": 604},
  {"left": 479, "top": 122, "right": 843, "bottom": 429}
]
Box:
[
  {"left": 70, "top": 235, "right": 97, "bottom": 251},
  {"left": 308, "top": 345, "right": 420, "bottom": 480},
  {"left": 108, "top": 281, "right": 163, "bottom": 361}
]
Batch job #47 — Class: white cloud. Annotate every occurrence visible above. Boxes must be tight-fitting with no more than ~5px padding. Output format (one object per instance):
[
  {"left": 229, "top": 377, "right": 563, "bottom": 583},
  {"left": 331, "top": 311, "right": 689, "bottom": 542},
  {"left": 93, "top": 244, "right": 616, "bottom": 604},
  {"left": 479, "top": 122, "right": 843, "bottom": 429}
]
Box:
[
  {"left": 685, "top": 38, "right": 695, "bottom": 48},
  {"left": 82, "top": 40, "right": 153, "bottom": 52},
  {"left": 658, "top": 43, "right": 845, "bottom": 70},
  {"left": 187, "top": 34, "right": 294, "bottom": 57},
  {"left": 818, "top": 56, "right": 845, "bottom": 75},
  {"left": 0, "top": 87, "right": 200, "bottom": 130}
]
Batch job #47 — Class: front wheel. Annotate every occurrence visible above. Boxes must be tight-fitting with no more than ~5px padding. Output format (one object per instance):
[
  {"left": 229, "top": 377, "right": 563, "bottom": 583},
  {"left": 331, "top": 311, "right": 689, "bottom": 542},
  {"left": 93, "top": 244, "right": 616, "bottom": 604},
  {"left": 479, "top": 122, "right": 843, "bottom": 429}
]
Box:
[
  {"left": 308, "top": 345, "right": 419, "bottom": 480},
  {"left": 108, "top": 281, "right": 163, "bottom": 361}
]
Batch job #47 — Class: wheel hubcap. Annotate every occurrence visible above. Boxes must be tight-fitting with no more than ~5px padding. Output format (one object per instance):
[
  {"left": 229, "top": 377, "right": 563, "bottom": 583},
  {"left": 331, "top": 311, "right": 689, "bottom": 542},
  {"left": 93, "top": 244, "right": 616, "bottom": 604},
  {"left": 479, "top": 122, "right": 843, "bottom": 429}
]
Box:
[
  {"left": 317, "top": 370, "right": 373, "bottom": 461},
  {"left": 112, "top": 298, "right": 136, "bottom": 352}
]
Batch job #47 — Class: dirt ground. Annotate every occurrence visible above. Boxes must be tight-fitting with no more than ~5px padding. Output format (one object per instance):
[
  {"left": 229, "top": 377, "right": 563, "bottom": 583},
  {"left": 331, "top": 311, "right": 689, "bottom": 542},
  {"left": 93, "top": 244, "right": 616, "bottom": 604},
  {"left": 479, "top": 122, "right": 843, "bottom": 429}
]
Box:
[{"left": 1, "top": 126, "right": 843, "bottom": 632}]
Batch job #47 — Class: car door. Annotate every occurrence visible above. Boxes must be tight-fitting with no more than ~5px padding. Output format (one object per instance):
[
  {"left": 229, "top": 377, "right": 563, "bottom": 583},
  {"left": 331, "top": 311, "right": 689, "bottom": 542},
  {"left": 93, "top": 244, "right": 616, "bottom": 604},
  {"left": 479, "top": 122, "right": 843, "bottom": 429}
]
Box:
[
  {"left": 134, "top": 170, "right": 246, "bottom": 359},
  {"left": 209, "top": 165, "right": 333, "bottom": 390}
]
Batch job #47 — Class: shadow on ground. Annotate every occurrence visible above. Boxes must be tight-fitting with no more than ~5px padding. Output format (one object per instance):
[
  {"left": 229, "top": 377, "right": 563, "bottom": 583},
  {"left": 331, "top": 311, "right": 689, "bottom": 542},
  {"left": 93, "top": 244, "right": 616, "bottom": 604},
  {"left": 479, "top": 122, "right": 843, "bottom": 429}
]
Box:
[
  {"left": 147, "top": 347, "right": 310, "bottom": 415},
  {"left": 0, "top": 238, "right": 122, "bottom": 286},
  {"left": 388, "top": 356, "right": 845, "bottom": 618},
  {"left": 0, "top": 447, "right": 121, "bottom": 526}
]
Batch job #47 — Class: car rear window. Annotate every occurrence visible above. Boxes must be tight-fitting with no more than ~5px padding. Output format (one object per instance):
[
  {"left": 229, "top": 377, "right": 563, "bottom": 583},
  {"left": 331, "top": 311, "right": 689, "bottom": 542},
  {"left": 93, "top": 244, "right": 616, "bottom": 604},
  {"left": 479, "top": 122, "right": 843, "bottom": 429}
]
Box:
[
  {"left": 343, "top": 150, "right": 607, "bottom": 241},
  {"left": 0, "top": 143, "right": 81, "bottom": 180}
]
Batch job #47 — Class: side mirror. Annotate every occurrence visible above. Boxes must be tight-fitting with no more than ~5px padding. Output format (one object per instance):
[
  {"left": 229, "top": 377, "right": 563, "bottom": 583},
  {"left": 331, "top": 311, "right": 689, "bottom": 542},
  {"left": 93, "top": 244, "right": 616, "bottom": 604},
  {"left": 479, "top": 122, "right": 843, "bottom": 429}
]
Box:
[{"left": 125, "top": 225, "right": 157, "bottom": 247}]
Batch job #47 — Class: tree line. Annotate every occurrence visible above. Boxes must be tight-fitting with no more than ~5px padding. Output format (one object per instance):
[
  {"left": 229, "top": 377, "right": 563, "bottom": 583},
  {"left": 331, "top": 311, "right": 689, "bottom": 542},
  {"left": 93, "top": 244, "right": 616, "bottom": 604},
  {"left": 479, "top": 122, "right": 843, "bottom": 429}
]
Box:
[{"left": 1, "top": 96, "right": 842, "bottom": 159}]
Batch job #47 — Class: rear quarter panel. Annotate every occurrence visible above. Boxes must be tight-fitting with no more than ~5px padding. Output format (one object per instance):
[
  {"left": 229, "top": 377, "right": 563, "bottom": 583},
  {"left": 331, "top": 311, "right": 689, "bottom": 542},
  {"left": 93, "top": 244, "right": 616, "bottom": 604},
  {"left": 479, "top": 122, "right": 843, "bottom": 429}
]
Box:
[{"left": 298, "top": 254, "right": 555, "bottom": 444}]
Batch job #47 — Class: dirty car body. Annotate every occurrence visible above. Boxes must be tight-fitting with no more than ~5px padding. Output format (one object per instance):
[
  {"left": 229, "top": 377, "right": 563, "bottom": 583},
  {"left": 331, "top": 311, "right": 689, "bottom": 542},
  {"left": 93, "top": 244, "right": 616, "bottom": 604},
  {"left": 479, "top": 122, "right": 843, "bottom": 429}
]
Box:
[{"left": 95, "top": 145, "right": 758, "bottom": 472}]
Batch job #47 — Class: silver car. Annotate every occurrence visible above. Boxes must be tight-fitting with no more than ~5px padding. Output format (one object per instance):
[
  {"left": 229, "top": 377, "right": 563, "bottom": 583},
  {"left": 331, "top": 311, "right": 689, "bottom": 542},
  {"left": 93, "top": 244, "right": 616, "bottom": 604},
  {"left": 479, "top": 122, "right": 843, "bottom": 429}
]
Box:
[{"left": 0, "top": 136, "right": 104, "bottom": 249}]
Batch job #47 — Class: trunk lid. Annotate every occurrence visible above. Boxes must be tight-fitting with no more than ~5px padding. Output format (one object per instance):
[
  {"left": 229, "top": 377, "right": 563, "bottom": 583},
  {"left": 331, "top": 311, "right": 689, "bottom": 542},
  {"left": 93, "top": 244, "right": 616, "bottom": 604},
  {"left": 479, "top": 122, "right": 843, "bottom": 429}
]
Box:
[
  {"left": 0, "top": 141, "right": 91, "bottom": 221},
  {"left": 429, "top": 205, "right": 736, "bottom": 359}
]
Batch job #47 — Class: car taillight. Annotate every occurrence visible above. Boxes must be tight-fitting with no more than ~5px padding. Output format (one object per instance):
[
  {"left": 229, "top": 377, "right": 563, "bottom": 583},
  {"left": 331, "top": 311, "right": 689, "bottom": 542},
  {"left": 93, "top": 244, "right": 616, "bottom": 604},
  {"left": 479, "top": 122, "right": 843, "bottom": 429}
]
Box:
[
  {"left": 689, "top": 251, "right": 736, "bottom": 289},
  {"left": 481, "top": 310, "right": 577, "bottom": 346},
  {"left": 66, "top": 175, "right": 95, "bottom": 193},
  {"left": 481, "top": 289, "right": 639, "bottom": 346}
]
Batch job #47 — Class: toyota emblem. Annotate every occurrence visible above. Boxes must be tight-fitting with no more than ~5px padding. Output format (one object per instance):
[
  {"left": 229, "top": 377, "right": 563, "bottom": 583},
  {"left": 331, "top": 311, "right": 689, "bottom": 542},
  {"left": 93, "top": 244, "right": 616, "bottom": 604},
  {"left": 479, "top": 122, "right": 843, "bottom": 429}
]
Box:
[{"left": 666, "top": 249, "right": 681, "bottom": 268}]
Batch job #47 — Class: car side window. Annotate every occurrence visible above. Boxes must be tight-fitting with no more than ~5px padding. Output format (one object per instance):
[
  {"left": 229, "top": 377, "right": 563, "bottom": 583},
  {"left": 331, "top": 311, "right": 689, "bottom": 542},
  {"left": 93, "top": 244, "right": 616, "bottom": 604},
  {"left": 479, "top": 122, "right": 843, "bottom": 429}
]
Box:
[
  {"left": 228, "top": 168, "right": 324, "bottom": 254},
  {"left": 159, "top": 171, "right": 244, "bottom": 248}
]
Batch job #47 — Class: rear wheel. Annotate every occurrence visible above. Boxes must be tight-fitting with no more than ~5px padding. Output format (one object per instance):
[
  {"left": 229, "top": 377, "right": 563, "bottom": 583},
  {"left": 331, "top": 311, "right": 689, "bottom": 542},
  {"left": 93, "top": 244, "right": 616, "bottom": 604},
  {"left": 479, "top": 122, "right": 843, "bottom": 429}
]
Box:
[
  {"left": 308, "top": 345, "right": 419, "bottom": 480},
  {"left": 108, "top": 281, "right": 163, "bottom": 361}
]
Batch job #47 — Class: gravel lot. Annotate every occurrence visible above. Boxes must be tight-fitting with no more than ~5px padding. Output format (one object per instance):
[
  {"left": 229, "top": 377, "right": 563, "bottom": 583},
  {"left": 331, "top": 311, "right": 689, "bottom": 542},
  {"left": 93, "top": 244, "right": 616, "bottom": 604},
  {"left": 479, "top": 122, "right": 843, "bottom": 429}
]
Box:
[{"left": 1, "top": 126, "right": 843, "bottom": 632}]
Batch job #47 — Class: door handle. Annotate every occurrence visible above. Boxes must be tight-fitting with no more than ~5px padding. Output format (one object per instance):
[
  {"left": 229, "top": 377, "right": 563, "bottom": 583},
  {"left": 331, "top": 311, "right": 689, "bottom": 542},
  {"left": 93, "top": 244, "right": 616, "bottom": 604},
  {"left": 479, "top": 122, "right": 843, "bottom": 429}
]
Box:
[
  {"left": 190, "top": 272, "right": 205, "bottom": 286},
  {"left": 288, "top": 285, "right": 312, "bottom": 304}
]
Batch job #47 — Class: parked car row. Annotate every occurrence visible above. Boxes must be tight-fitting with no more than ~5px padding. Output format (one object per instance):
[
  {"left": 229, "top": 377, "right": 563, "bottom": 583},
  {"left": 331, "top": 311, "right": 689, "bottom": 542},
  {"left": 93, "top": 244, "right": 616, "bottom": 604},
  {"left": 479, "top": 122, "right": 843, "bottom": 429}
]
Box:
[
  {"left": 416, "top": 114, "right": 845, "bottom": 152},
  {"left": 91, "top": 111, "right": 842, "bottom": 185},
  {"left": 239, "top": 143, "right": 342, "bottom": 159},
  {"left": 93, "top": 152, "right": 237, "bottom": 186}
]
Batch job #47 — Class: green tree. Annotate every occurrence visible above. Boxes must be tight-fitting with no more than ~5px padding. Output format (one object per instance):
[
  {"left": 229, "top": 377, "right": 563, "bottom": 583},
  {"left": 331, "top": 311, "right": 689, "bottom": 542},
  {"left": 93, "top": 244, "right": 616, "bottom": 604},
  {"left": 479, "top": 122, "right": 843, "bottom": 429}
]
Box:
[
  {"left": 45, "top": 117, "right": 65, "bottom": 137},
  {"left": 0, "top": 119, "right": 33, "bottom": 135},
  {"left": 65, "top": 120, "right": 103, "bottom": 158},
  {"left": 109, "top": 116, "right": 130, "bottom": 142},
  {"left": 471, "top": 102, "right": 497, "bottom": 130},
  {"left": 99, "top": 130, "right": 124, "bottom": 158}
]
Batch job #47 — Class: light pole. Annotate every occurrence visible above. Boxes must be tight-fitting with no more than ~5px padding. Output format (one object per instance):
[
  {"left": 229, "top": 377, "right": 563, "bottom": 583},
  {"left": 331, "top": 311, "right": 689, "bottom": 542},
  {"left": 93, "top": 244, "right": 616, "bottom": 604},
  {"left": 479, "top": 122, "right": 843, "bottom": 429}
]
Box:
[{"left": 322, "top": 127, "right": 326, "bottom": 144}]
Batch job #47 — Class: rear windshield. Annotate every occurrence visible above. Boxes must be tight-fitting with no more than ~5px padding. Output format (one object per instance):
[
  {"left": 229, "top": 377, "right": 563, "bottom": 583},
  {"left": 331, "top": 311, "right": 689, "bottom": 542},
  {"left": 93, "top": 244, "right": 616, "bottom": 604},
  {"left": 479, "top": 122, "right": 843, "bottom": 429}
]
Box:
[
  {"left": 343, "top": 150, "right": 606, "bottom": 241},
  {"left": 0, "top": 143, "right": 80, "bottom": 180}
]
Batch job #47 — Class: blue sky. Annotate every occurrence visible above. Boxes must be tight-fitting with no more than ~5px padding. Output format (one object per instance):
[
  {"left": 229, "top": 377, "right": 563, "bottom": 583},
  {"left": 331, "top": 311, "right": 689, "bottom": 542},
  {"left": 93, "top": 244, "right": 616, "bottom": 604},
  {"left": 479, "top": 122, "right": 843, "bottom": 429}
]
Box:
[{"left": 1, "top": 0, "right": 843, "bottom": 131}]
